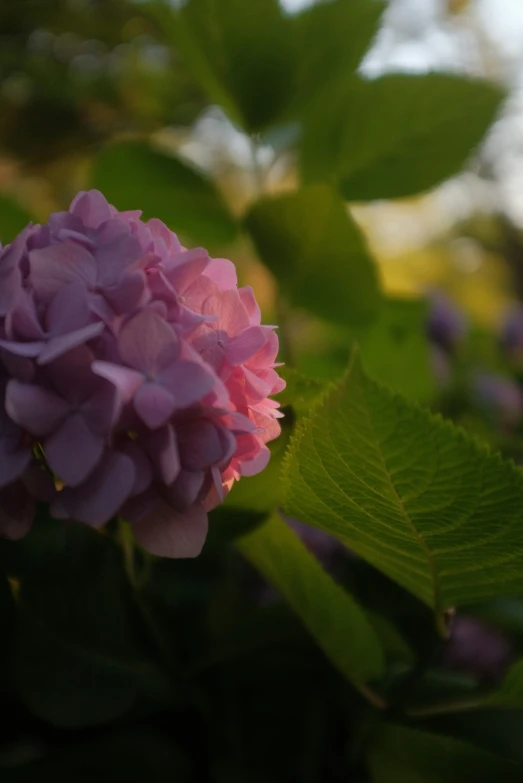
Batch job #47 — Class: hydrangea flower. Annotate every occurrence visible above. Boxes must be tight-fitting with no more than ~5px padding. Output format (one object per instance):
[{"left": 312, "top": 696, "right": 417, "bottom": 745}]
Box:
[{"left": 0, "top": 190, "right": 284, "bottom": 556}]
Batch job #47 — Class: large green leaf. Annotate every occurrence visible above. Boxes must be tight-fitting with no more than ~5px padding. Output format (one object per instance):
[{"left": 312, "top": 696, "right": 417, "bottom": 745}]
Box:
[
  {"left": 90, "top": 140, "right": 238, "bottom": 247},
  {"left": 283, "top": 351, "right": 523, "bottom": 617},
  {"left": 367, "top": 724, "right": 522, "bottom": 783},
  {"left": 291, "top": 0, "right": 385, "bottom": 111},
  {"left": 301, "top": 74, "right": 504, "bottom": 200},
  {"left": 237, "top": 511, "right": 385, "bottom": 689},
  {"left": 353, "top": 297, "right": 435, "bottom": 403},
  {"left": 245, "top": 185, "right": 381, "bottom": 326},
  {"left": 149, "top": 0, "right": 296, "bottom": 132},
  {"left": 12, "top": 524, "right": 163, "bottom": 727}
]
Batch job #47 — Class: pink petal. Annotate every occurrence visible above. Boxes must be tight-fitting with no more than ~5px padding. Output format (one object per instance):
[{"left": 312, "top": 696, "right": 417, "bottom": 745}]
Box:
[
  {"left": 131, "top": 501, "right": 208, "bottom": 558},
  {"left": 239, "top": 445, "right": 271, "bottom": 477},
  {"left": 118, "top": 310, "right": 180, "bottom": 375},
  {"left": 224, "top": 326, "right": 267, "bottom": 366},
  {"left": 69, "top": 190, "right": 113, "bottom": 229},
  {"left": 159, "top": 360, "right": 216, "bottom": 409},
  {"left": 165, "top": 247, "right": 210, "bottom": 293},
  {"left": 204, "top": 257, "right": 237, "bottom": 290},
  {"left": 134, "top": 382, "right": 176, "bottom": 430},
  {"left": 238, "top": 285, "right": 261, "bottom": 325},
  {"left": 51, "top": 450, "right": 135, "bottom": 525},
  {"left": 5, "top": 381, "right": 68, "bottom": 436},
  {"left": 29, "top": 242, "right": 97, "bottom": 303},
  {"left": 91, "top": 361, "right": 144, "bottom": 402},
  {"left": 45, "top": 413, "right": 104, "bottom": 486},
  {"left": 143, "top": 424, "right": 180, "bottom": 485},
  {"left": 202, "top": 289, "right": 250, "bottom": 336}
]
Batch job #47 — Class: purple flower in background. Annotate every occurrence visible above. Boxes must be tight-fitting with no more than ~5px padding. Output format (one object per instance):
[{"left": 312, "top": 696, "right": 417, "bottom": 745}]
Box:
[
  {"left": 426, "top": 290, "right": 467, "bottom": 354},
  {"left": 472, "top": 371, "right": 523, "bottom": 427},
  {"left": 500, "top": 304, "right": 523, "bottom": 365},
  {"left": 0, "top": 190, "right": 284, "bottom": 556},
  {"left": 441, "top": 615, "right": 513, "bottom": 683}
]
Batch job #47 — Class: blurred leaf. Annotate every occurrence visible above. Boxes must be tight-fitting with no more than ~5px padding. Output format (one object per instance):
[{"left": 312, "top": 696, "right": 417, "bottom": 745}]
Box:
[
  {"left": 283, "top": 351, "right": 523, "bottom": 615},
  {"left": 245, "top": 185, "right": 381, "bottom": 326},
  {"left": 367, "top": 724, "right": 522, "bottom": 782},
  {"left": 353, "top": 297, "right": 435, "bottom": 402},
  {"left": 90, "top": 140, "right": 238, "bottom": 246},
  {"left": 276, "top": 366, "right": 326, "bottom": 417},
  {"left": 302, "top": 74, "right": 504, "bottom": 200},
  {"left": 0, "top": 196, "right": 34, "bottom": 245},
  {"left": 291, "top": 0, "right": 385, "bottom": 110},
  {"left": 12, "top": 524, "right": 160, "bottom": 727},
  {"left": 205, "top": 507, "right": 267, "bottom": 553},
  {"left": 237, "top": 511, "right": 385, "bottom": 688},
  {"left": 149, "top": 0, "right": 296, "bottom": 132},
  {"left": 4, "top": 730, "right": 188, "bottom": 783},
  {"left": 487, "top": 659, "right": 523, "bottom": 708}
]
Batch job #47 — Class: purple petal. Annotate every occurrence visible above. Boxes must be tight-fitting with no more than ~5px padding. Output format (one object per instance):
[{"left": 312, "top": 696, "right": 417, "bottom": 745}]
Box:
[
  {"left": 29, "top": 242, "right": 97, "bottom": 303},
  {"left": 134, "top": 382, "right": 175, "bottom": 430},
  {"left": 118, "top": 310, "right": 180, "bottom": 375},
  {"left": 167, "top": 469, "right": 205, "bottom": 509},
  {"left": 103, "top": 271, "right": 147, "bottom": 314},
  {"left": 6, "top": 381, "right": 68, "bottom": 436},
  {"left": 46, "top": 280, "right": 91, "bottom": 335},
  {"left": 0, "top": 228, "right": 29, "bottom": 316},
  {"left": 177, "top": 419, "right": 224, "bottom": 471},
  {"left": 119, "top": 441, "right": 153, "bottom": 497},
  {"left": 0, "top": 483, "right": 35, "bottom": 541},
  {"left": 159, "top": 360, "right": 216, "bottom": 409},
  {"left": 91, "top": 361, "right": 144, "bottom": 402},
  {"left": 38, "top": 322, "right": 105, "bottom": 365},
  {"left": 69, "top": 190, "right": 113, "bottom": 229},
  {"left": 45, "top": 413, "right": 104, "bottom": 486},
  {"left": 0, "top": 339, "right": 44, "bottom": 358},
  {"left": 51, "top": 450, "right": 135, "bottom": 525},
  {"left": 0, "top": 442, "right": 32, "bottom": 489},
  {"left": 131, "top": 501, "right": 208, "bottom": 558},
  {"left": 6, "top": 290, "right": 44, "bottom": 341},
  {"left": 143, "top": 424, "right": 180, "bottom": 485}
]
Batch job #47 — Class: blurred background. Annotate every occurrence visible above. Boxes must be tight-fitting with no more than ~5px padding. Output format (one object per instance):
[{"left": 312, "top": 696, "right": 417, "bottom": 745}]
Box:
[{"left": 2, "top": 0, "right": 523, "bottom": 417}]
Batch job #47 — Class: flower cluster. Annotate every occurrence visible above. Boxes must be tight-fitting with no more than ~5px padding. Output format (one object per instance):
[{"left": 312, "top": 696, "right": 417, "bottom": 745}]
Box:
[{"left": 0, "top": 190, "right": 284, "bottom": 556}]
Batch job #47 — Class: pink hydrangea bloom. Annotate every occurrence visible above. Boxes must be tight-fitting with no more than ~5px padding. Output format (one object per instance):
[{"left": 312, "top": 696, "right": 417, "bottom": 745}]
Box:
[{"left": 0, "top": 190, "right": 284, "bottom": 556}]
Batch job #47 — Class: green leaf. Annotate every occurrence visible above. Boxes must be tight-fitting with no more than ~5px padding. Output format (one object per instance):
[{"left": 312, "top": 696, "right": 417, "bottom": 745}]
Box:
[
  {"left": 90, "top": 140, "right": 238, "bottom": 247},
  {"left": 150, "top": 0, "right": 296, "bottom": 132},
  {"left": 245, "top": 185, "right": 381, "bottom": 326},
  {"left": 367, "top": 724, "right": 523, "bottom": 783},
  {"left": 301, "top": 74, "right": 504, "bottom": 200},
  {"left": 283, "top": 351, "right": 523, "bottom": 615},
  {"left": 12, "top": 524, "right": 159, "bottom": 727},
  {"left": 291, "top": 0, "right": 385, "bottom": 111},
  {"left": 237, "top": 511, "right": 385, "bottom": 688},
  {"left": 0, "top": 195, "right": 34, "bottom": 244},
  {"left": 487, "top": 659, "right": 523, "bottom": 708},
  {"left": 353, "top": 297, "right": 435, "bottom": 402}
]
